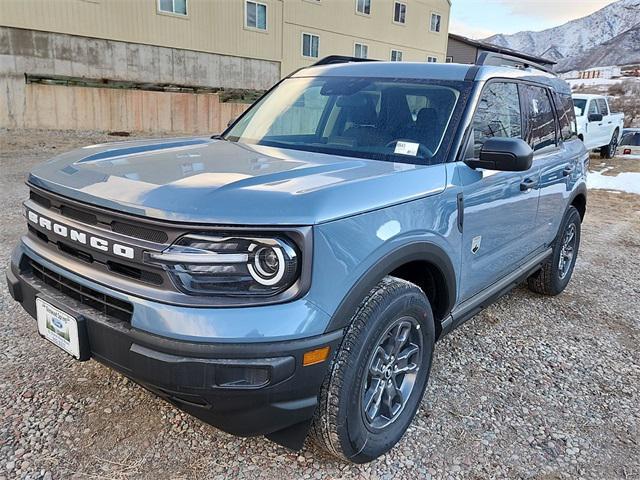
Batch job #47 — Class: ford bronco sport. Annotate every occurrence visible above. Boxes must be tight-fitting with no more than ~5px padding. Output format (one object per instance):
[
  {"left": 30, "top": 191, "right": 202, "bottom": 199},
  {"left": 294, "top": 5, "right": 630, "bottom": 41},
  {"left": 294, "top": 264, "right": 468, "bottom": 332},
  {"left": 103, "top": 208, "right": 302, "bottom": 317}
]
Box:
[{"left": 6, "top": 53, "right": 587, "bottom": 463}]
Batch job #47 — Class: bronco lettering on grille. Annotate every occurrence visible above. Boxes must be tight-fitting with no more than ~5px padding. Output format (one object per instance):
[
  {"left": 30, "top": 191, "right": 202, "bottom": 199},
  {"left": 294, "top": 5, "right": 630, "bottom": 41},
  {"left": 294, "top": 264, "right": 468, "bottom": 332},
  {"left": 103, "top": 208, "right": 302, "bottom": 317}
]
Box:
[{"left": 26, "top": 209, "right": 135, "bottom": 260}]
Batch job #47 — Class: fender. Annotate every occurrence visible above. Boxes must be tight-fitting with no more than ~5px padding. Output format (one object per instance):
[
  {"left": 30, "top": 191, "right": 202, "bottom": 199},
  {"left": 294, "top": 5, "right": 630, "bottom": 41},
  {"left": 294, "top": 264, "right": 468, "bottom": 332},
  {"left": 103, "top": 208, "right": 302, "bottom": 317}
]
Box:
[
  {"left": 568, "top": 180, "right": 587, "bottom": 220},
  {"left": 325, "top": 241, "right": 457, "bottom": 332}
]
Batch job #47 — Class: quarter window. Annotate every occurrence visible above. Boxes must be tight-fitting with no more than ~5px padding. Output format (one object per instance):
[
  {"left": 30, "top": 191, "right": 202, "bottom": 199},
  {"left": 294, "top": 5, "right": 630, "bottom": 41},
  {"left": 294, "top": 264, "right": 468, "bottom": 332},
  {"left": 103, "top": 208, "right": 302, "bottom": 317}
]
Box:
[
  {"left": 522, "top": 85, "right": 557, "bottom": 151},
  {"left": 430, "top": 13, "right": 441, "bottom": 32},
  {"left": 159, "top": 0, "right": 187, "bottom": 15},
  {"left": 390, "top": 49, "right": 403, "bottom": 62},
  {"left": 302, "top": 33, "right": 320, "bottom": 58},
  {"left": 354, "top": 43, "right": 368, "bottom": 59},
  {"left": 393, "top": 2, "right": 406, "bottom": 23},
  {"left": 557, "top": 94, "right": 578, "bottom": 141},
  {"left": 470, "top": 82, "right": 522, "bottom": 158},
  {"left": 356, "top": 0, "right": 371, "bottom": 15},
  {"left": 246, "top": 1, "right": 267, "bottom": 30}
]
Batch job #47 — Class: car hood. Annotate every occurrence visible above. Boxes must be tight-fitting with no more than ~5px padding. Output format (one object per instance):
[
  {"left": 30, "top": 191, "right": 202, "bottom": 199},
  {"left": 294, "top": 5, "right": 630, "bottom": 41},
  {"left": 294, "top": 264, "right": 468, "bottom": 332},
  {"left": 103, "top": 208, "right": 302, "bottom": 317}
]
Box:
[{"left": 28, "top": 137, "right": 446, "bottom": 225}]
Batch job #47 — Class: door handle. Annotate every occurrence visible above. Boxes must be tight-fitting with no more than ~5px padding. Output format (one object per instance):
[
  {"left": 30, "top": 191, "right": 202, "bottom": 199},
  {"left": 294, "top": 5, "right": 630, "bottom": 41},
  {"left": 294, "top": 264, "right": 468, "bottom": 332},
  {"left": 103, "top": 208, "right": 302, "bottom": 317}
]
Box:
[
  {"left": 563, "top": 165, "right": 575, "bottom": 177},
  {"left": 520, "top": 178, "right": 538, "bottom": 191}
]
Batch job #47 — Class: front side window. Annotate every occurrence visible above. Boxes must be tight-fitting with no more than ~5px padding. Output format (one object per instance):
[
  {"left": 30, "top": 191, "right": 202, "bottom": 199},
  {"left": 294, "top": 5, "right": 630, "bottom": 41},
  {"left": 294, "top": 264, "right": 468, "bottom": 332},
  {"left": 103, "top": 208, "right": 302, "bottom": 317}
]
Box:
[
  {"left": 522, "top": 84, "right": 557, "bottom": 151},
  {"left": 393, "top": 2, "right": 406, "bottom": 23},
  {"left": 470, "top": 82, "right": 522, "bottom": 158},
  {"left": 430, "top": 13, "right": 441, "bottom": 32},
  {"left": 391, "top": 50, "right": 403, "bottom": 62},
  {"left": 354, "top": 43, "right": 368, "bottom": 59},
  {"left": 224, "top": 76, "right": 465, "bottom": 165},
  {"left": 246, "top": 1, "right": 267, "bottom": 30},
  {"left": 556, "top": 93, "right": 578, "bottom": 141},
  {"left": 588, "top": 100, "right": 599, "bottom": 115},
  {"left": 159, "top": 0, "right": 187, "bottom": 15},
  {"left": 356, "top": 0, "right": 371, "bottom": 15},
  {"left": 302, "top": 33, "right": 319, "bottom": 58}
]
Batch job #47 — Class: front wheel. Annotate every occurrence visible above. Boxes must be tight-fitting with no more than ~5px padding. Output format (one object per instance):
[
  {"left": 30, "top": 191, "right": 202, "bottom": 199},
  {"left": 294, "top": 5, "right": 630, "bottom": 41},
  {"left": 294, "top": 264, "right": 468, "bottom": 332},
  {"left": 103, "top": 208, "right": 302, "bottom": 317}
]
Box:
[
  {"left": 311, "top": 276, "right": 435, "bottom": 463},
  {"left": 528, "top": 206, "right": 581, "bottom": 296},
  {"left": 600, "top": 129, "right": 619, "bottom": 159}
]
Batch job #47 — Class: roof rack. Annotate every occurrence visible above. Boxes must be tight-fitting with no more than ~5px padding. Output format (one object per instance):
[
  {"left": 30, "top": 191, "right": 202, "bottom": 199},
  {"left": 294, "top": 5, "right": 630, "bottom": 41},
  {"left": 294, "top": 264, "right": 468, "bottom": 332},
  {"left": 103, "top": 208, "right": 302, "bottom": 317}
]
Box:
[
  {"left": 476, "top": 52, "right": 555, "bottom": 75},
  {"left": 311, "top": 55, "right": 378, "bottom": 67}
]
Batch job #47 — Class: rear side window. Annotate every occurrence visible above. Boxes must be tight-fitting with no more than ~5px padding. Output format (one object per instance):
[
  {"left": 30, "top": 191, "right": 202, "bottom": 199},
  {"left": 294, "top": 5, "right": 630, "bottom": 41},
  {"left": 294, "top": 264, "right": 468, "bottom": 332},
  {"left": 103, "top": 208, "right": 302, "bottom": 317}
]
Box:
[
  {"left": 521, "top": 85, "right": 557, "bottom": 151},
  {"left": 470, "top": 82, "right": 522, "bottom": 157},
  {"left": 596, "top": 98, "right": 609, "bottom": 116},
  {"left": 556, "top": 93, "right": 578, "bottom": 141}
]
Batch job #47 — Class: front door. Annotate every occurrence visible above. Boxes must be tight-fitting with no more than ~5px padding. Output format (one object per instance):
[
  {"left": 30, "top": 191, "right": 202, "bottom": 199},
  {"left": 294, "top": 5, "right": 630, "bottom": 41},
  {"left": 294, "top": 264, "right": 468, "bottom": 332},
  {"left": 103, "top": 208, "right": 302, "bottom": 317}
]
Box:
[{"left": 457, "top": 81, "right": 541, "bottom": 302}]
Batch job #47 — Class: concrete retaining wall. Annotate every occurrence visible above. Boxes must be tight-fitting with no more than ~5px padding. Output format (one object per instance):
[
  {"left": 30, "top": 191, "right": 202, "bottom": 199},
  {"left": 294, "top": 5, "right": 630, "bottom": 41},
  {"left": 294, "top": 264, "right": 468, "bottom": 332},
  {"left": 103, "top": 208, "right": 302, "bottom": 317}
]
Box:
[{"left": 0, "top": 26, "right": 271, "bottom": 132}]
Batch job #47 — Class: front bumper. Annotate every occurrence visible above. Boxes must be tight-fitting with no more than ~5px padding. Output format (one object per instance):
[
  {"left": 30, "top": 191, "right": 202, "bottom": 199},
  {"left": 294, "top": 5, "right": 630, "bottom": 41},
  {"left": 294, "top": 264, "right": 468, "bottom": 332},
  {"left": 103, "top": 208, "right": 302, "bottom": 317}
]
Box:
[{"left": 6, "top": 244, "right": 343, "bottom": 448}]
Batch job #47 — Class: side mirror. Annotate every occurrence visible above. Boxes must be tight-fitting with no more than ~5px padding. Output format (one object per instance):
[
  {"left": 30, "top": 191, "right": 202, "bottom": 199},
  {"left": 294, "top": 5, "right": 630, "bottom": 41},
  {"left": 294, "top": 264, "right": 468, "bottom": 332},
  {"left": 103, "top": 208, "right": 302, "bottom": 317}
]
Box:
[
  {"left": 588, "top": 113, "right": 603, "bottom": 122},
  {"left": 464, "top": 138, "right": 533, "bottom": 172}
]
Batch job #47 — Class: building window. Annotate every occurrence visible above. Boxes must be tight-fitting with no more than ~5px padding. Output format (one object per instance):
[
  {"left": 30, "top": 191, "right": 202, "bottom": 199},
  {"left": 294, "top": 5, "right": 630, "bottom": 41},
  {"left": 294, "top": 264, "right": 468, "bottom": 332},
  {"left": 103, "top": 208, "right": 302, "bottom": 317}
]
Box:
[
  {"left": 427, "top": 56, "right": 437, "bottom": 63},
  {"left": 430, "top": 13, "right": 441, "bottom": 32},
  {"left": 446, "top": 56, "right": 453, "bottom": 63},
  {"left": 390, "top": 49, "right": 403, "bottom": 62},
  {"left": 246, "top": 1, "right": 267, "bottom": 30},
  {"left": 354, "top": 43, "right": 368, "bottom": 59},
  {"left": 355, "top": 0, "right": 371, "bottom": 15},
  {"left": 302, "top": 33, "right": 320, "bottom": 58},
  {"left": 393, "top": 2, "right": 406, "bottom": 24},
  {"left": 158, "top": 0, "right": 187, "bottom": 15}
]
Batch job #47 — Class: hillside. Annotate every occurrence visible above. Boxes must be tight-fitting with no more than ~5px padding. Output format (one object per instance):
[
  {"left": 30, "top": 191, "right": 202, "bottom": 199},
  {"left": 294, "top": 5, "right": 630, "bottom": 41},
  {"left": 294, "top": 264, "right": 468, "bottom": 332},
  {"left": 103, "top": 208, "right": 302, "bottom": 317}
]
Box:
[{"left": 483, "top": 0, "right": 640, "bottom": 72}]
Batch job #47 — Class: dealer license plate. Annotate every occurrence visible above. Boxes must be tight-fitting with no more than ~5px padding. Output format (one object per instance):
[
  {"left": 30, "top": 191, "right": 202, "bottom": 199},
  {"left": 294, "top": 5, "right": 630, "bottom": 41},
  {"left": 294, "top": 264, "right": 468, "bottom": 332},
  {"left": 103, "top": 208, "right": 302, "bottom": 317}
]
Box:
[{"left": 36, "top": 298, "right": 80, "bottom": 359}]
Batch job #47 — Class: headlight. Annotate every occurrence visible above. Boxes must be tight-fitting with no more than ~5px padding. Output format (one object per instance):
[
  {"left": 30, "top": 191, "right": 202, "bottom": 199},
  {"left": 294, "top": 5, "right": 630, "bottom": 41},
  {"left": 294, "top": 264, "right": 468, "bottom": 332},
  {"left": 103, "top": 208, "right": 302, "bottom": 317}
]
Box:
[{"left": 146, "top": 234, "right": 300, "bottom": 297}]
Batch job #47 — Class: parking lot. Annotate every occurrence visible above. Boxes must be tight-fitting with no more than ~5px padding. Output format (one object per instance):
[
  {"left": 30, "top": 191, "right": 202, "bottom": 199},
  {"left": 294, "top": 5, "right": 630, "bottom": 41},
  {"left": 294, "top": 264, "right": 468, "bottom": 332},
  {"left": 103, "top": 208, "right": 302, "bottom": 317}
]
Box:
[{"left": 1, "top": 129, "right": 639, "bottom": 479}]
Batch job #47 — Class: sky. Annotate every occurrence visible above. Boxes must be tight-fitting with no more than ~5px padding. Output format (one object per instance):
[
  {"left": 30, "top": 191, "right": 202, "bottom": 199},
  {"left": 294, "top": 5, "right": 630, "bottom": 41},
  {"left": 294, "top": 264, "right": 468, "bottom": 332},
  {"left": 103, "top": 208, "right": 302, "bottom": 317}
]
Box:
[{"left": 450, "top": 0, "right": 620, "bottom": 39}]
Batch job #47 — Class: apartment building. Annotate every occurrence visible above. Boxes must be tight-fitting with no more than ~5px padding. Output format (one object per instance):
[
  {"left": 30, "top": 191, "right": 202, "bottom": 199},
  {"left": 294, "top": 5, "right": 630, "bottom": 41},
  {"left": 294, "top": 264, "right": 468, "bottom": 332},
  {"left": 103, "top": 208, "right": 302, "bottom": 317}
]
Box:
[{"left": 0, "top": 0, "right": 451, "bottom": 132}]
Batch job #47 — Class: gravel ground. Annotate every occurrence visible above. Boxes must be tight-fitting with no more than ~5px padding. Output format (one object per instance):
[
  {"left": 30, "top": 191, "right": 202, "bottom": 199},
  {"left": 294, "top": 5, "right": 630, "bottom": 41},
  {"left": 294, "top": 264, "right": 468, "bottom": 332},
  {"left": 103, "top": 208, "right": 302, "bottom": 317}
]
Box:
[{"left": 1, "top": 129, "right": 639, "bottom": 480}]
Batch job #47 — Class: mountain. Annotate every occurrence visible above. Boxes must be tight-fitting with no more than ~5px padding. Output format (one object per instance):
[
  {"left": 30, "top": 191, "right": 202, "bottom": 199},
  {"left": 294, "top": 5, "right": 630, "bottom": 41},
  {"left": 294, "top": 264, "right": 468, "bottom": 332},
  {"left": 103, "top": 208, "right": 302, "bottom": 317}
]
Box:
[
  {"left": 554, "top": 24, "right": 640, "bottom": 72},
  {"left": 483, "top": 0, "right": 640, "bottom": 72}
]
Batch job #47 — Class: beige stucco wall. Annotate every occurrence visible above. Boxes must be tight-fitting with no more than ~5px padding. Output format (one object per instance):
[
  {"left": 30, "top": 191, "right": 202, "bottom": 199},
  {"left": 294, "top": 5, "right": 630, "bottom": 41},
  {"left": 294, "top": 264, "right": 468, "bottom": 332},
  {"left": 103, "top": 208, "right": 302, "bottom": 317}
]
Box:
[
  {"left": 281, "top": 0, "right": 451, "bottom": 75},
  {"left": 0, "top": 0, "right": 283, "bottom": 62}
]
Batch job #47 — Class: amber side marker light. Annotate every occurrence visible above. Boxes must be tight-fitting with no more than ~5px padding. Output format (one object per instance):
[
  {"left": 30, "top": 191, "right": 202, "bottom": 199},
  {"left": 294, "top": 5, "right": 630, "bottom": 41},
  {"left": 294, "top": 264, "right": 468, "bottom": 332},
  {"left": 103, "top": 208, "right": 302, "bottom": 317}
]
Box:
[{"left": 303, "top": 346, "right": 331, "bottom": 366}]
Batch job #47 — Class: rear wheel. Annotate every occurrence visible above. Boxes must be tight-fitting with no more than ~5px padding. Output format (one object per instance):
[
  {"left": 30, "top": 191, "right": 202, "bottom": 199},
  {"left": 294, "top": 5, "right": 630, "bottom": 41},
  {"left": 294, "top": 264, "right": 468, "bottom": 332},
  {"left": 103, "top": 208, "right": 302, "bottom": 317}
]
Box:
[
  {"left": 528, "top": 206, "right": 581, "bottom": 296},
  {"left": 311, "top": 276, "right": 435, "bottom": 463},
  {"left": 600, "top": 129, "right": 619, "bottom": 159}
]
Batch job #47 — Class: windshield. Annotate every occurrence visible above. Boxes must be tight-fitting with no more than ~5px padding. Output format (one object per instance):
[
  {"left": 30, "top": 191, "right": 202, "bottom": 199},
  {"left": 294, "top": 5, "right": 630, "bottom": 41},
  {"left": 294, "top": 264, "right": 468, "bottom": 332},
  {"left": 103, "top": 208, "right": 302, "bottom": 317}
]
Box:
[
  {"left": 224, "top": 76, "right": 464, "bottom": 164},
  {"left": 573, "top": 98, "right": 587, "bottom": 116}
]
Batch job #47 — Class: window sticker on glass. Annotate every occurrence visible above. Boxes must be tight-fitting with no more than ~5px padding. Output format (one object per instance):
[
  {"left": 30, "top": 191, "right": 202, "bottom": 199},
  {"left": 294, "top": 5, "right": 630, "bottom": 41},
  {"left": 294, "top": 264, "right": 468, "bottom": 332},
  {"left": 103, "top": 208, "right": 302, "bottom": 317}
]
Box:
[{"left": 394, "top": 141, "right": 419, "bottom": 156}]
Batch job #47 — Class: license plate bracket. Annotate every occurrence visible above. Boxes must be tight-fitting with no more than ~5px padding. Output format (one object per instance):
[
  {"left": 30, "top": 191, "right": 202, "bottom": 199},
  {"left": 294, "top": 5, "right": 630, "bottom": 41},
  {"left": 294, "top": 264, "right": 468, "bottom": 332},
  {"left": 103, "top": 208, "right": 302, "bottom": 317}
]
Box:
[{"left": 36, "top": 298, "right": 90, "bottom": 360}]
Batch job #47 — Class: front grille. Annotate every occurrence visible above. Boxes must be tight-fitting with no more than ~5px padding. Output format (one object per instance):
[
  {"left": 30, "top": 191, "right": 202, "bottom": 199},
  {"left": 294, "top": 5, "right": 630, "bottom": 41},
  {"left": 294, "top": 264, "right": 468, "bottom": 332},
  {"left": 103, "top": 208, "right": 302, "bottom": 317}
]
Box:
[
  {"left": 30, "top": 191, "right": 51, "bottom": 209},
  {"left": 60, "top": 205, "right": 98, "bottom": 225},
  {"left": 111, "top": 221, "right": 169, "bottom": 243},
  {"left": 29, "top": 259, "right": 133, "bottom": 322}
]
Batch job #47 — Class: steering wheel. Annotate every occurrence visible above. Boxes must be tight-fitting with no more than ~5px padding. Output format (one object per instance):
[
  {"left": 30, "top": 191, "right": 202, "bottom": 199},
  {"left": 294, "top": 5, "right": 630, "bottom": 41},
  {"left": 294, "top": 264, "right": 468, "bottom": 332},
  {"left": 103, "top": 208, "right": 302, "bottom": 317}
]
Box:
[{"left": 385, "top": 139, "right": 434, "bottom": 159}]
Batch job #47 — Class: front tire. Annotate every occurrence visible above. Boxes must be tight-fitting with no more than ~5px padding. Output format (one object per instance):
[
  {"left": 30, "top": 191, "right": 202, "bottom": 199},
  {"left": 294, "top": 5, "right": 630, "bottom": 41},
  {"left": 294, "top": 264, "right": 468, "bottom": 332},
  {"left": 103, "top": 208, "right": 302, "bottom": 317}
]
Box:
[
  {"left": 600, "top": 129, "right": 619, "bottom": 159},
  {"left": 311, "top": 276, "right": 435, "bottom": 463},
  {"left": 528, "top": 206, "right": 581, "bottom": 296}
]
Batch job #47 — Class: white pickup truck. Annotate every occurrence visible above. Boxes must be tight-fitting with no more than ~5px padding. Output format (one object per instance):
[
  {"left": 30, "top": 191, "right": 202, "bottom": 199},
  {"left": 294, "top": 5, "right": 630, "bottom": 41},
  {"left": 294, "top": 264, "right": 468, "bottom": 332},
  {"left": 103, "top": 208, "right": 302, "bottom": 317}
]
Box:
[{"left": 572, "top": 94, "right": 624, "bottom": 158}]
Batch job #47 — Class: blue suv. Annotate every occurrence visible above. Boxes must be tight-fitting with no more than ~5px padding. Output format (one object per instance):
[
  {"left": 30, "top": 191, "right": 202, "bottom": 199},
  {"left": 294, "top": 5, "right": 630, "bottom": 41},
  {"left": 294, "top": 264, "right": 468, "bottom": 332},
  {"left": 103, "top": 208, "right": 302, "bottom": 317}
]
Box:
[{"left": 6, "top": 54, "right": 587, "bottom": 463}]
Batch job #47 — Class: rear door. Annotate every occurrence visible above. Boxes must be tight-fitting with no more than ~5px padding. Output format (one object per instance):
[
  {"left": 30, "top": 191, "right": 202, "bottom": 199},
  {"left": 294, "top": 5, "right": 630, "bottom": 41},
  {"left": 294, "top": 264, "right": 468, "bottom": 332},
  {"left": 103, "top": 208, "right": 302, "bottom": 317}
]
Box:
[
  {"left": 457, "top": 81, "right": 541, "bottom": 301},
  {"left": 522, "top": 85, "right": 575, "bottom": 246}
]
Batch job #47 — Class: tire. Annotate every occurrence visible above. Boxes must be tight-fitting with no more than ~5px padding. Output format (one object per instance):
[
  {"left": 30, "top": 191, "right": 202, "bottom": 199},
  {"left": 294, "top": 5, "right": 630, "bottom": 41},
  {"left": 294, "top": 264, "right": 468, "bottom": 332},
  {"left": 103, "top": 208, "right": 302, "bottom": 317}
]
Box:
[
  {"left": 527, "top": 206, "right": 581, "bottom": 296},
  {"left": 311, "top": 276, "right": 435, "bottom": 463},
  {"left": 600, "top": 129, "right": 619, "bottom": 159}
]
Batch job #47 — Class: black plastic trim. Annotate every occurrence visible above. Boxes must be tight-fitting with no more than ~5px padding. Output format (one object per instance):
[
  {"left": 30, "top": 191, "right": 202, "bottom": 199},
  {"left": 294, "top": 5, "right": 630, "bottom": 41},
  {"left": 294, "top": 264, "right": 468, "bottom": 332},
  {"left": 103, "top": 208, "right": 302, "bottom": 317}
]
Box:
[{"left": 325, "top": 242, "right": 456, "bottom": 332}]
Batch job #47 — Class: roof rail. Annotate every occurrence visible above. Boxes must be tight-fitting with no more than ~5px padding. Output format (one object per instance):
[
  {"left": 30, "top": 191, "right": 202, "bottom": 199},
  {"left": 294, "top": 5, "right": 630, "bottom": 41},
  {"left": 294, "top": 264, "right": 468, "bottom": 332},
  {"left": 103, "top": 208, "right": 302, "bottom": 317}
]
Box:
[
  {"left": 311, "top": 55, "right": 378, "bottom": 67},
  {"left": 476, "top": 52, "right": 555, "bottom": 75}
]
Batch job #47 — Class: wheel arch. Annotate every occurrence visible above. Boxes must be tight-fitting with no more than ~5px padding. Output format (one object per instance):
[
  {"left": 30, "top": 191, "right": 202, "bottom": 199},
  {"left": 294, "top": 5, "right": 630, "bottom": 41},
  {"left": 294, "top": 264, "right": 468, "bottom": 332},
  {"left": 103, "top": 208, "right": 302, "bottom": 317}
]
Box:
[
  {"left": 569, "top": 183, "right": 587, "bottom": 222},
  {"left": 325, "top": 242, "right": 456, "bottom": 339}
]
